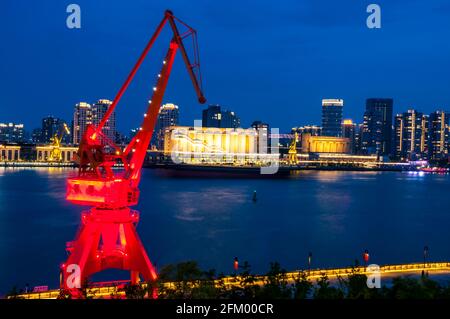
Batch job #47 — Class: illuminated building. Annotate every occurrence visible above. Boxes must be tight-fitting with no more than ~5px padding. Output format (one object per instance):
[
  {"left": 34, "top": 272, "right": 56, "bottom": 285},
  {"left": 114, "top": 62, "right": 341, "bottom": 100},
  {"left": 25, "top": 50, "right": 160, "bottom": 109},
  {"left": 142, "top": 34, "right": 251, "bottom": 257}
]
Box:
[
  {"left": 164, "top": 126, "right": 277, "bottom": 165},
  {"left": 301, "top": 133, "right": 350, "bottom": 154},
  {"left": 0, "top": 122, "right": 25, "bottom": 143},
  {"left": 73, "top": 102, "right": 92, "bottom": 145},
  {"left": 0, "top": 144, "right": 21, "bottom": 161},
  {"left": 251, "top": 121, "right": 269, "bottom": 154},
  {"left": 202, "top": 104, "right": 240, "bottom": 128},
  {"left": 73, "top": 100, "right": 115, "bottom": 145},
  {"left": 292, "top": 125, "right": 322, "bottom": 136},
  {"left": 342, "top": 119, "right": 357, "bottom": 154},
  {"left": 92, "top": 99, "right": 115, "bottom": 144},
  {"left": 322, "top": 99, "right": 343, "bottom": 137},
  {"left": 361, "top": 98, "right": 393, "bottom": 156},
  {"left": 151, "top": 103, "right": 179, "bottom": 150},
  {"left": 35, "top": 145, "right": 78, "bottom": 162},
  {"left": 394, "top": 109, "right": 429, "bottom": 160},
  {"left": 428, "top": 110, "right": 449, "bottom": 160}
]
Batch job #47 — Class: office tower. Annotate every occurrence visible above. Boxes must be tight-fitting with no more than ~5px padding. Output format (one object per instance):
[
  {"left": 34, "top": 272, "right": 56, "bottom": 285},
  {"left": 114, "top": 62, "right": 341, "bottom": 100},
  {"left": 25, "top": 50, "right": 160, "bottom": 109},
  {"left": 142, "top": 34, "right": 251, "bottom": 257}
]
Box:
[
  {"left": 202, "top": 104, "right": 240, "bottom": 129},
  {"left": 251, "top": 121, "right": 269, "bottom": 154},
  {"left": 354, "top": 123, "right": 364, "bottom": 154},
  {"left": 152, "top": 103, "right": 179, "bottom": 150},
  {"left": 322, "top": 99, "right": 343, "bottom": 137},
  {"left": 115, "top": 131, "right": 130, "bottom": 145},
  {"left": 361, "top": 98, "right": 393, "bottom": 156},
  {"left": 32, "top": 128, "right": 43, "bottom": 143},
  {"left": 394, "top": 109, "right": 429, "bottom": 160},
  {"left": 0, "top": 123, "right": 25, "bottom": 143},
  {"left": 202, "top": 105, "right": 221, "bottom": 128},
  {"left": 73, "top": 102, "right": 92, "bottom": 145},
  {"left": 342, "top": 119, "right": 357, "bottom": 154},
  {"left": 428, "top": 110, "right": 449, "bottom": 160},
  {"left": 221, "top": 110, "right": 240, "bottom": 129},
  {"left": 92, "top": 99, "right": 115, "bottom": 144},
  {"left": 41, "top": 116, "right": 69, "bottom": 144}
]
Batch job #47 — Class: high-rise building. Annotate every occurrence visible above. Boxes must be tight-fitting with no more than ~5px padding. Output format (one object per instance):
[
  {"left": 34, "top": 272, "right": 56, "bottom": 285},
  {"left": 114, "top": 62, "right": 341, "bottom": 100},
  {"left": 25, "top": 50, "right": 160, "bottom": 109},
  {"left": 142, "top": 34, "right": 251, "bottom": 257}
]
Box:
[
  {"left": 115, "top": 131, "right": 130, "bottom": 146},
  {"left": 0, "top": 122, "right": 25, "bottom": 143},
  {"left": 41, "top": 116, "right": 70, "bottom": 144},
  {"left": 152, "top": 103, "right": 179, "bottom": 150},
  {"left": 221, "top": 110, "right": 240, "bottom": 129},
  {"left": 354, "top": 123, "right": 364, "bottom": 154},
  {"left": 73, "top": 102, "right": 92, "bottom": 145},
  {"left": 342, "top": 119, "right": 357, "bottom": 154},
  {"left": 428, "top": 110, "right": 449, "bottom": 160},
  {"left": 202, "top": 105, "right": 221, "bottom": 128},
  {"left": 394, "top": 109, "right": 429, "bottom": 160},
  {"left": 251, "top": 121, "right": 269, "bottom": 154},
  {"left": 92, "top": 99, "right": 115, "bottom": 144},
  {"left": 361, "top": 98, "right": 393, "bottom": 156},
  {"left": 202, "top": 105, "right": 240, "bottom": 129},
  {"left": 32, "top": 128, "right": 43, "bottom": 143},
  {"left": 322, "top": 99, "right": 343, "bottom": 137}
]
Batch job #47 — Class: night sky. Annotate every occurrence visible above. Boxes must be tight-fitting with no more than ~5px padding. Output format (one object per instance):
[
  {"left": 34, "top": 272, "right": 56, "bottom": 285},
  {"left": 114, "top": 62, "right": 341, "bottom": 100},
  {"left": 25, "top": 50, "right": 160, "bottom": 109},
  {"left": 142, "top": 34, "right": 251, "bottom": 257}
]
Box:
[{"left": 1, "top": 0, "right": 450, "bottom": 133}]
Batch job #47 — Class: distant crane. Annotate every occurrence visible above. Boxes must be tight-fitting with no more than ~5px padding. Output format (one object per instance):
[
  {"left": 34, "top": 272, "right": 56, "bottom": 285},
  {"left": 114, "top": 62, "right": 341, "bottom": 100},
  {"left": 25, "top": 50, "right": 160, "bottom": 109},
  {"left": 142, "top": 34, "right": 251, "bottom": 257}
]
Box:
[
  {"left": 288, "top": 132, "right": 299, "bottom": 164},
  {"left": 49, "top": 123, "right": 70, "bottom": 162},
  {"left": 61, "top": 10, "right": 206, "bottom": 296}
]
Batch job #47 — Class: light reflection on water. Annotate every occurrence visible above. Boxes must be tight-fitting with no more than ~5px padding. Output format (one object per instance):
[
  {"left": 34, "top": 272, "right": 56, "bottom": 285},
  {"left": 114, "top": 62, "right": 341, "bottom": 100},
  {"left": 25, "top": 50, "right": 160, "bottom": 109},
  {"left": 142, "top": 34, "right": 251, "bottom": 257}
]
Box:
[{"left": 1, "top": 168, "right": 450, "bottom": 293}]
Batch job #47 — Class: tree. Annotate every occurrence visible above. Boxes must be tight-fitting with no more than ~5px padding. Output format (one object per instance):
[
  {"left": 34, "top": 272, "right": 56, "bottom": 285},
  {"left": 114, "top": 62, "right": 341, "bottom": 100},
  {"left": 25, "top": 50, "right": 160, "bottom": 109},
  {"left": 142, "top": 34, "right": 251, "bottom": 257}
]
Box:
[
  {"left": 258, "top": 262, "right": 291, "bottom": 299},
  {"left": 293, "top": 271, "right": 313, "bottom": 299},
  {"left": 313, "top": 273, "right": 344, "bottom": 299}
]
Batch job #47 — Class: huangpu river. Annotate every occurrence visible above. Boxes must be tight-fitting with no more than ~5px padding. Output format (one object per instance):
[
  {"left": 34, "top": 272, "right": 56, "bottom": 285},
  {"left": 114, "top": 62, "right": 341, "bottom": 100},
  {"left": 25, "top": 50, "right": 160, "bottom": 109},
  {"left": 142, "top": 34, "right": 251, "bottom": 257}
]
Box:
[{"left": 1, "top": 167, "right": 450, "bottom": 293}]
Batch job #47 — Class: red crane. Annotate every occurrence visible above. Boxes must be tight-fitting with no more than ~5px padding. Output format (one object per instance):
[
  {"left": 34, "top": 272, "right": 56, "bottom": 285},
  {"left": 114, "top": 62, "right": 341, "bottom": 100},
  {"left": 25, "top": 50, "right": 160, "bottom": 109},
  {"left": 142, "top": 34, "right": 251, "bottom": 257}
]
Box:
[{"left": 61, "top": 10, "right": 206, "bottom": 294}]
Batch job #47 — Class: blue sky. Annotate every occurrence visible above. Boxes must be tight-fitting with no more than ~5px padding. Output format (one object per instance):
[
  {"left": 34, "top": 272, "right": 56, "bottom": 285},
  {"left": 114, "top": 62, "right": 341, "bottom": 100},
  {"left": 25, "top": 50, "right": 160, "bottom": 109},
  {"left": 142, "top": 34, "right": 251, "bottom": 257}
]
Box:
[{"left": 1, "top": 0, "right": 450, "bottom": 133}]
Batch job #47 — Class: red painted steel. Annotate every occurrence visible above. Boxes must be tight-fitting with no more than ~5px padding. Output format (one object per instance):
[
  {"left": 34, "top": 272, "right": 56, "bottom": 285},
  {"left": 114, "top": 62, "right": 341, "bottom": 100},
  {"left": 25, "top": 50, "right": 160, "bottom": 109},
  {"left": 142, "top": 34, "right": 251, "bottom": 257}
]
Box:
[{"left": 61, "top": 10, "right": 206, "bottom": 296}]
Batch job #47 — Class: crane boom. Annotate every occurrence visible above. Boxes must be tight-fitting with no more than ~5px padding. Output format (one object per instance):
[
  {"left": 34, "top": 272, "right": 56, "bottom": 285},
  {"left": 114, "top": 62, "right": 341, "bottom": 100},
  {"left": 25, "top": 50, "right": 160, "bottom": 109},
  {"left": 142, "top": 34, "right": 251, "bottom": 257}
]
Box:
[
  {"left": 69, "top": 10, "right": 206, "bottom": 206},
  {"left": 94, "top": 10, "right": 205, "bottom": 138}
]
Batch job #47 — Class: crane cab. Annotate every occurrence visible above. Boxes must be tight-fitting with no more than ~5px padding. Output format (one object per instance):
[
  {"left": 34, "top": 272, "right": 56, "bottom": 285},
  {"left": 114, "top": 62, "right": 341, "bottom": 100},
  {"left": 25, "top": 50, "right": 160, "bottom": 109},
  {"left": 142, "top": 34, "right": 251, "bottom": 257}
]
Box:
[{"left": 66, "top": 177, "right": 139, "bottom": 207}]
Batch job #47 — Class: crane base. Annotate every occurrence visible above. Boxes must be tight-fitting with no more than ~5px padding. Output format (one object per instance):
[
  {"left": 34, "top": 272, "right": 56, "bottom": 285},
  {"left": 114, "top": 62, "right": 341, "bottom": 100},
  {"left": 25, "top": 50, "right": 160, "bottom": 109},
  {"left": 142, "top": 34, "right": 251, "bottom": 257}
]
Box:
[{"left": 60, "top": 207, "right": 157, "bottom": 295}]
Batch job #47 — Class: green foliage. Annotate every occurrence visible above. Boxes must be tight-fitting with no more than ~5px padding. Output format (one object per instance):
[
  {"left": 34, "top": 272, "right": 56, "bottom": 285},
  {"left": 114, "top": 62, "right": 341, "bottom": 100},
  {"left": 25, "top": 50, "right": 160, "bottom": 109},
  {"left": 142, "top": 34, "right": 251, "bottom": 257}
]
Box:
[
  {"left": 386, "top": 276, "right": 443, "bottom": 299},
  {"left": 292, "top": 271, "right": 313, "bottom": 299},
  {"left": 313, "top": 273, "right": 344, "bottom": 299},
  {"left": 258, "top": 262, "right": 291, "bottom": 299}
]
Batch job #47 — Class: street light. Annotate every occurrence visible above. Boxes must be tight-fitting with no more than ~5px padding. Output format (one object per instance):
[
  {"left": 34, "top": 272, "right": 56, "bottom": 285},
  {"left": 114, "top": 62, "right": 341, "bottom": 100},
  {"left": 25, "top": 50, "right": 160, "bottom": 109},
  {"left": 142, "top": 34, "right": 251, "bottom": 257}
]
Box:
[
  {"left": 308, "top": 252, "right": 312, "bottom": 274},
  {"left": 233, "top": 257, "right": 239, "bottom": 275},
  {"left": 423, "top": 246, "right": 429, "bottom": 277},
  {"left": 363, "top": 249, "right": 370, "bottom": 269}
]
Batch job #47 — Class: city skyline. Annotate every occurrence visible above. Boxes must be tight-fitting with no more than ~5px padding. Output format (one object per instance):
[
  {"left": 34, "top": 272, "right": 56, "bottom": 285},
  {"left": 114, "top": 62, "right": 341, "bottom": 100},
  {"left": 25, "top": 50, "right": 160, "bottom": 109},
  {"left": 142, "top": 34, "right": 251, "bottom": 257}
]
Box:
[
  {"left": 3, "top": 96, "right": 450, "bottom": 138},
  {"left": 2, "top": 1, "right": 450, "bottom": 133}
]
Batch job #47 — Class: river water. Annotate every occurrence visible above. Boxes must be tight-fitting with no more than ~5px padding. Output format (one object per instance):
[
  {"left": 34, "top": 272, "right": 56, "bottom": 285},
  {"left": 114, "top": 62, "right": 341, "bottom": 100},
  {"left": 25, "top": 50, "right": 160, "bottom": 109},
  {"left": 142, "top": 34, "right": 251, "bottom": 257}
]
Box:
[{"left": 1, "top": 167, "right": 450, "bottom": 293}]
